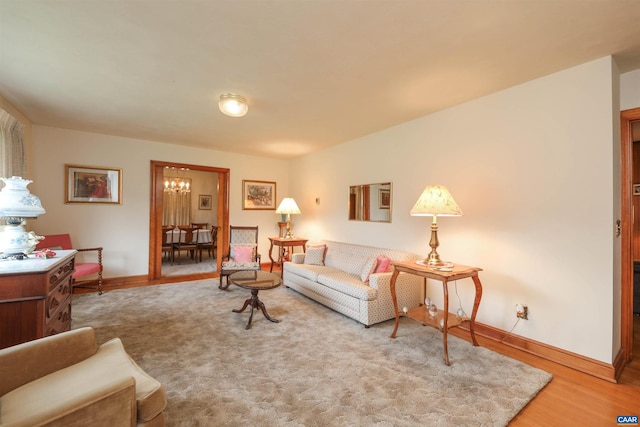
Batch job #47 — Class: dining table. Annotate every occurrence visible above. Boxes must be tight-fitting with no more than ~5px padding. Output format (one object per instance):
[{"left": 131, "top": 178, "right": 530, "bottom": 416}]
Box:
[{"left": 165, "top": 228, "right": 212, "bottom": 244}]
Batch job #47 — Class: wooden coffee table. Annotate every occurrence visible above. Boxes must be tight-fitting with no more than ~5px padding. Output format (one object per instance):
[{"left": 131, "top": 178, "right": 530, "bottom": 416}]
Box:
[{"left": 230, "top": 270, "right": 282, "bottom": 330}]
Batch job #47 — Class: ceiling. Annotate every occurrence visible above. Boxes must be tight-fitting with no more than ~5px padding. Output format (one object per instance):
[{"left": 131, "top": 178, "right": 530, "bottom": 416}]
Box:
[{"left": 1, "top": 0, "right": 640, "bottom": 160}]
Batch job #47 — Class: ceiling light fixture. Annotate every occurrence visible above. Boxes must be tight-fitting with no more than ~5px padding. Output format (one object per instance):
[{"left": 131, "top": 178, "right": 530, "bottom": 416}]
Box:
[{"left": 219, "top": 93, "right": 248, "bottom": 117}]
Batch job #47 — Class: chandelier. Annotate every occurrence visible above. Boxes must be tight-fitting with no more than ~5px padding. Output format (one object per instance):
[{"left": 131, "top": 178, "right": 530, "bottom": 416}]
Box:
[{"left": 164, "top": 177, "right": 191, "bottom": 194}]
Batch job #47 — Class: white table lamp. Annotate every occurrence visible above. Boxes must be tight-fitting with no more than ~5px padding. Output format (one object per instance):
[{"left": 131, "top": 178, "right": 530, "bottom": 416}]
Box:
[
  {"left": 410, "top": 185, "right": 462, "bottom": 266},
  {"left": 275, "top": 198, "right": 301, "bottom": 239}
]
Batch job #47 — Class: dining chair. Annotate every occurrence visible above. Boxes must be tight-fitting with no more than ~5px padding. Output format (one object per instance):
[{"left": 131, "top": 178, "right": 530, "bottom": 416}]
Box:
[
  {"left": 198, "top": 225, "right": 219, "bottom": 262},
  {"left": 219, "top": 225, "right": 261, "bottom": 290},
  {"left": 161, "top": 226, "right": 174, "bottom": 264},
  {"left": 191, "top": 222, "right": 208, "bottom": 229},
  {"left": 174, "top": 227, "right": 198, "bottom": 264},
  {"left": 35, "top": 234, "right": 104, "bottom": 294}
]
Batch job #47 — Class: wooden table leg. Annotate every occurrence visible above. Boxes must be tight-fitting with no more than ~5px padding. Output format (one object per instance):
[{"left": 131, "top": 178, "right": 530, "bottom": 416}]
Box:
[
  {"left": 389, "top": 269, "right": 401, "bottom": 339},
  {"left": 268, "top": 241, "right": 275, "bottom": 273},
  {"left": 232, "top": 289, "right": 280, "bottom": 330},
  {"left": 470, "top": 275, "right": 483, "bottom": 346},
  {"left": 442, "top": 280, "right": 450, "bottom": 366}
]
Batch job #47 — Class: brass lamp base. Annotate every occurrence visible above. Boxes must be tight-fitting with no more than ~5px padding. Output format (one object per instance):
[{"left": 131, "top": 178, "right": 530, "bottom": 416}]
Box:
[
  {"left": 423, "top": 218, "right": 447, "bottom": 266},
  {"left": 283, "top": 216, "right": 295, "bottom": 239},
  {"left": 423, "top": 249, "right": 447, "bottom": 266}
]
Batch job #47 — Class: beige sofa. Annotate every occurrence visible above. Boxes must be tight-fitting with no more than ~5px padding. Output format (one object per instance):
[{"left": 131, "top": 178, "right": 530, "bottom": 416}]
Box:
[
  {"left": 0, "top": 327, "right": 166, "bottom": 426},
  {"left": 283, "top": 240, "right": 424, "bottom": 326}
]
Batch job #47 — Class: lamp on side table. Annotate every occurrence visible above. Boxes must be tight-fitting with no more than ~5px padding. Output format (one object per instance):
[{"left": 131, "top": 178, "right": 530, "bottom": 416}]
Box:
[
  {"left": 275, "top": 198, "right": 301, "bottom": 239},
  {"left": 410, "top": 185, "right": 462, "bottom": 267}
]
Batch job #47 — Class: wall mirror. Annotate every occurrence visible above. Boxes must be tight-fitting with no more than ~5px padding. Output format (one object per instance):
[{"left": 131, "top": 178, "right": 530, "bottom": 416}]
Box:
[{"left": 348, "top": 182, "right": 392, "bottom": 223}]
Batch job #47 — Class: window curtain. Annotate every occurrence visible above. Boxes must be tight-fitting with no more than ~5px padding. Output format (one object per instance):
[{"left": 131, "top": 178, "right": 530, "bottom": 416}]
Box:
[
  {"left": 0, "top": 109, "right": 26, "bottom": 179},
  {"left": 162, "top": 191, "right": 191, "bottom": 227}
]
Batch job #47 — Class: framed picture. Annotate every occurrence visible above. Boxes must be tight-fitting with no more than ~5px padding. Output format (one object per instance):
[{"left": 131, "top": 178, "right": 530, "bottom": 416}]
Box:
[
  {"left": 379, "top": 188, "right": 390, "bottom": 209},
  {"left": 65, "top": 164, "right": 122, "bottom": 204},
  {"left": 199, "top": 194, "right": 212, "bottom": 210},
  {"left": 634, "top": 184, "right": 640, "bottom": 196},
  {"left": 242, "top": 180, "right": 276, "bottom": 210}
]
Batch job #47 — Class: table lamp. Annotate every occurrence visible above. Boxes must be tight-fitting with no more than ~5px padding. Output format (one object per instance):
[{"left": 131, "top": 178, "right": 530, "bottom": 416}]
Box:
[
  {"left": 410, "top": 185, "right": 462, "bottom": 266},
  {"left": 275, "top": 198, "right": 301, "bottom": 239},
  {"left": 0, "top": 176, "right": 46, "bottom": 260}
]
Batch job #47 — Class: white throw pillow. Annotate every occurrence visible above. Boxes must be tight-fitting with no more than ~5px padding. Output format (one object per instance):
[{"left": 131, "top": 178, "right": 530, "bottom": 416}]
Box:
[
  {"left": 304, "top": 245, "right": 327, "bottom": 266},
  {"left": 359, "top": 256, "right": 378, "bottom": 282}
]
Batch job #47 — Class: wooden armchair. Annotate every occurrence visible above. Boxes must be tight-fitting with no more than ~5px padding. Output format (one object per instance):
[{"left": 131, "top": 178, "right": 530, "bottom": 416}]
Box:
[
  {"left": 36, "top": 234, "right": 104, "bottom": 294},
  {"left": 219, "top": 225, "right": 261, "bottom": 290}
]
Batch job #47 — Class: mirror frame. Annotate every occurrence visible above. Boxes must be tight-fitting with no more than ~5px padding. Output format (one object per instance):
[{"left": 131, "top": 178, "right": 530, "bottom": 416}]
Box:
[{"left": 348, "top": 182, "right": 392, "bottom": 223}]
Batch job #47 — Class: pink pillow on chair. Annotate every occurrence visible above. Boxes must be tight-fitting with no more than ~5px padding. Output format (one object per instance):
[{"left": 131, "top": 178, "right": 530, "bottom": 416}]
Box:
[
  {"left": 231, "top": 244, "right": 254, "bottom": 262},
  {"left": 374, "top": 255, "right": 391, "bottom": 273}
]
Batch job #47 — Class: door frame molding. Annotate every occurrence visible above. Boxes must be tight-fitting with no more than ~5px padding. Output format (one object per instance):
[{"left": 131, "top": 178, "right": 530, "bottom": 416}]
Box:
[
  {"left": 149, "top": 160, "right": 230, "bottom": 283},
  {"left": 621, "top": 107, "right": 640, "bottom": 368}
]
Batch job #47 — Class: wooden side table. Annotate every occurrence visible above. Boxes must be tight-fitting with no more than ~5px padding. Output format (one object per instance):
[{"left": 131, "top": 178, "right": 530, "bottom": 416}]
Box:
[
  {"left": 268, "top": 237, "right": 308, "bottom": 277},
  {"left": 389, "top": 260, "right": 483, "bottom": 365}
]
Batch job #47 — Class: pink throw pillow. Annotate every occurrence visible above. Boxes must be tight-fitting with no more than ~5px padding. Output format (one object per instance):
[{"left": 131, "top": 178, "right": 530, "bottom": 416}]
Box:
[
  {"left": 374, "top": 255, "right": 391, "bottom": 273},
  {"left": 232, "top": 245, "right": 254, "bottom": 262}
]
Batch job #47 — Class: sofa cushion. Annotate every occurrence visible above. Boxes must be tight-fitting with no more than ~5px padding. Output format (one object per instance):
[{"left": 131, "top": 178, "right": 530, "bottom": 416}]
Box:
[
  {"left": 1, "top": 338, "right": 166, "bottom": 424},
  {"left": 304, "top": 244, "right": 327, "bottom": 265},
  {"left": 317, "top": 271, "right": 378, "bottom": 301},
  {"left": 324, "top": 251, "right": 371, "bottom": 276},
  {"left": 222, "top": 261, "right": 260, "bottom": 270},
  {"left": 0, "top": 374, "right": 137, "bottom": 426},
  {"left": 285, "top": 262, "right": 339, "bottom": 282}
]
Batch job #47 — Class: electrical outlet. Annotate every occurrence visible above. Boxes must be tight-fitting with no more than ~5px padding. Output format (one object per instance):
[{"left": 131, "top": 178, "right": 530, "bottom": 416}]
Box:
[{"left": 516, "top": 304, "right": 528, "bottom": 320}]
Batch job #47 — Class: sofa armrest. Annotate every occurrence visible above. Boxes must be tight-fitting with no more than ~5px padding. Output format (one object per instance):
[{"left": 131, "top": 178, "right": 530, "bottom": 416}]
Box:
[
  {"left": 368, "top": 272, "right": 392, "bottom": 290},
  {"left": 369, "top": 271, "right": 424, "bottom": 293},
  {"left": 0, "top": 327, "right": 98, "bottom": 396},
  {"left": 0, "top": 374, "right": 137, "bottom": 427},
  {"left": 290, "top": 253, "right": 305, "bottom": 264}
]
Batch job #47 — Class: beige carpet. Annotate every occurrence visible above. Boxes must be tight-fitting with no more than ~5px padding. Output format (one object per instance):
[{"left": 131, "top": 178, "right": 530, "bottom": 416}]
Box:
[{"left": 72, "top": 280, "right": 551, "bottom": 426}]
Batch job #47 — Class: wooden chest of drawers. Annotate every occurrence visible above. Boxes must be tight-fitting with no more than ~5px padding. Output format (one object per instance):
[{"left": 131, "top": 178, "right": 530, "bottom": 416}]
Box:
[{"left": 0, "top": 250, "right": 76, "bottom": 349}]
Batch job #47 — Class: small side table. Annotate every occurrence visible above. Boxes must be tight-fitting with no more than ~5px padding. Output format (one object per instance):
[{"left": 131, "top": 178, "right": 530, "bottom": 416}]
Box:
[
  {"left": 268, "top": 237, "right": 308, "bottom": 277},
  {"left": 230, "top": 271, "right": 282, "bottom": 330},
  {"left": 390, "top": 260, "right": 483, "bottom": 366}
]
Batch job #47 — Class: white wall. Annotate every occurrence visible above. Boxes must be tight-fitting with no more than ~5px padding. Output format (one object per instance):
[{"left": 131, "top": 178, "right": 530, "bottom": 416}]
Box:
[
  {"left": 30, "top": 126, "right": 290, "bottom": 277},
  {"left": 290, "top": 57, "right": 619, "bottom": 363},
  {"left": 621, "top": 68, "right": 640, "bottom": 111}
]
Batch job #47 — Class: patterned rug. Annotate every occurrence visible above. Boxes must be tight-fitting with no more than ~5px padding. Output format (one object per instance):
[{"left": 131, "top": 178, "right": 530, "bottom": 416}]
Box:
[{"left": 72, "top": 279, "right": 551, "bottom": 426}]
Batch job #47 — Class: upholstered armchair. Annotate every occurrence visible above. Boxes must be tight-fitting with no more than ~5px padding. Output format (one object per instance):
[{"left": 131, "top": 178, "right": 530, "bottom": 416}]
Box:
[
  {"left": 36, "top": 234, "right": 104, "bottom": 294},
  {"left": 0, "top": 327, "right": 166, "bottom": 426},
  {"left": 219, "top": 225, "right": 261, "bottom": 290}
]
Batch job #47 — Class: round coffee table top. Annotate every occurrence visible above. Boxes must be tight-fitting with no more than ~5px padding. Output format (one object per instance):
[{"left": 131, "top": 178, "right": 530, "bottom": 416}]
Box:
[{"left": 229, "top": 270, "right": 282, "bottom": 291}]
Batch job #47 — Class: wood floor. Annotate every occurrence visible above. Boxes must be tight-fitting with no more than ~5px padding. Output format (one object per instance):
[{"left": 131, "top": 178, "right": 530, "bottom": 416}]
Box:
[{"left": 450, "top": 317, "right": 640, "bottom": 425}]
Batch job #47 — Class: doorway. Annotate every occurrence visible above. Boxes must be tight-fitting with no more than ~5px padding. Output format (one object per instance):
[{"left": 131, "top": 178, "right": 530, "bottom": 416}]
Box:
[
  {"left": 149, "top": 160, "right": 230, "bottom": 283},
  {"left": 621, "top": 108, "right": 640, "bottom": 374}
]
